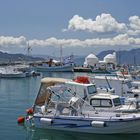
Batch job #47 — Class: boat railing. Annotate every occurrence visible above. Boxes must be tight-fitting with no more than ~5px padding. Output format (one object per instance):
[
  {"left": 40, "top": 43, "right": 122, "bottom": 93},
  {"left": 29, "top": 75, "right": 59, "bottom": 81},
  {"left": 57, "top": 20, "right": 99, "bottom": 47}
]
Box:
[{"left": 41, "top": 87, "right": 95, "bottom": 116}]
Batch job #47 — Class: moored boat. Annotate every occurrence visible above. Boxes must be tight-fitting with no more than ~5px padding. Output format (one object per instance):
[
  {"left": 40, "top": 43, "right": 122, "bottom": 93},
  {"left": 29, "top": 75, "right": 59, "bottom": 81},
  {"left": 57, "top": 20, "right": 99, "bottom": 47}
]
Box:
[
  {"left": 0, "top": 66, "right": 26, "bottom": 78},
  {"left": 35, "top": 64, "right": 73, "bottom": 72},
  {"left": 34, "top": 54, "right": 74, "bottom": 72},
  {"left": 24, "top": 77, "right": 140, "bottom": 134}
]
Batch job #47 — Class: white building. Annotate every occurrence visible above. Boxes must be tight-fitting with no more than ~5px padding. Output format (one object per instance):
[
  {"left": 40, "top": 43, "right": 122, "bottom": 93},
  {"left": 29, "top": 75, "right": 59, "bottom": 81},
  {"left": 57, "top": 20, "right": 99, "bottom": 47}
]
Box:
[
  {"left": 84, "top": 52, "right": 117, "bottom": 71},
  {"left": 84, "top": 54, "right": 99, "bottom": 67},
  {"left": 104, "top": 52, "right": 117, "bottom": 64}
]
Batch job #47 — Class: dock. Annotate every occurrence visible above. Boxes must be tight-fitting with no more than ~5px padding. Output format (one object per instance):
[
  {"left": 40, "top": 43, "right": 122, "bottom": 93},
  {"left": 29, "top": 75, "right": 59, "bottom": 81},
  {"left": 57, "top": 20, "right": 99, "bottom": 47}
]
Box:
[{"left": 73, "top": 67, "right": 92, "bottom": 72}]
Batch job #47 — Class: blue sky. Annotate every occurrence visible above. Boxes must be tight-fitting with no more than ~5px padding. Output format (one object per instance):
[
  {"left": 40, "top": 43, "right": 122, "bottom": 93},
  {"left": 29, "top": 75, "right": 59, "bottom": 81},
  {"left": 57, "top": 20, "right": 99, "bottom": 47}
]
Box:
[{"left": 0, "top": 0, "right": 140, "bottom": 56}]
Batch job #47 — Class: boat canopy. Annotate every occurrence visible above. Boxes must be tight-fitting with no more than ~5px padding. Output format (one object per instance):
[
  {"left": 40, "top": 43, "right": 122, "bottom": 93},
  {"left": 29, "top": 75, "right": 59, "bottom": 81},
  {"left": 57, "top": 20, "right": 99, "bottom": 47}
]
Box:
[
  {"left": 41, "top": 77, "right": 69, "bottom": 85},
  {"left": 34, "top": 77, "right": 96, "bottom": 110},
  {"left": 34, "top": 77, "right": 69, "bottom": 107}
]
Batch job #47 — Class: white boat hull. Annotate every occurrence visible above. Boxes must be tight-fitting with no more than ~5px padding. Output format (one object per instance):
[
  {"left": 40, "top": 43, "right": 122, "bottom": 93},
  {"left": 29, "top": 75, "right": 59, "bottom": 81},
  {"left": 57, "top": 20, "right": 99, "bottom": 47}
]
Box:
[
  {"left": 35, "top": 65, "right": 73, "bottom": 72},
  {"left": 33, "top": 114, "right": 140, "bottom": 134},
  {"left": 0, "top": 72, "right": 26, "bottom": 78},
  {"left": 0, "top": 66, "right": 26, "bottom": 78}
]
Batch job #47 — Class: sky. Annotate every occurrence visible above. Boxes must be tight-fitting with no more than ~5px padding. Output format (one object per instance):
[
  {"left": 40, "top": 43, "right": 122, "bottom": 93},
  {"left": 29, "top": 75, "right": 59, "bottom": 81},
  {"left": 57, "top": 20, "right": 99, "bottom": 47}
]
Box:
[{"left": 0, "top": 0, "right": 140, "bottom": 56}]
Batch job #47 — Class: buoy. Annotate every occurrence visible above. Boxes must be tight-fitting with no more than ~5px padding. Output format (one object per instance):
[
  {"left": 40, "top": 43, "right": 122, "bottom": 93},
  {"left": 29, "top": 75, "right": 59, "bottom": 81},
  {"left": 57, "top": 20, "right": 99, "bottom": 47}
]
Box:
[
  {"left": 26, "top": 108, "right": 33, "bottom": 115},
  {"left": 17, "top": 116, "right": 25, "bottom": 124}
]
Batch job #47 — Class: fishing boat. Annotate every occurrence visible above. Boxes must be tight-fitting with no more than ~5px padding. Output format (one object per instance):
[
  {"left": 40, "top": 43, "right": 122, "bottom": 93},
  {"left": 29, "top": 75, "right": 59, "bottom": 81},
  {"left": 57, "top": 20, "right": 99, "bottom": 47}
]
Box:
[
  {"left": 35, "top": 49, "right": 74, "bottom": 72},
  {"left": 35, "top": 63, "right": 73, "bottom": 72},
  {"left": 25, "top": 77, "right": 140, "bottom": 134}
]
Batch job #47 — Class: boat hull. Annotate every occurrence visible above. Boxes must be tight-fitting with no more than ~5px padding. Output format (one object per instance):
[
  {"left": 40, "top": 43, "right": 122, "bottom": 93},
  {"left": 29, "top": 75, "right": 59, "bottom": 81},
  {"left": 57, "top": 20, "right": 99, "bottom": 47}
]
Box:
[
  {"left": 0, "top": 73, "right": 26, "bottom": 78},
  {"left": 35, "top": 65, "right": 73, "bottom": 72},
  {"left": 33, "top": 114, "right": 140, "bottom": 134}
]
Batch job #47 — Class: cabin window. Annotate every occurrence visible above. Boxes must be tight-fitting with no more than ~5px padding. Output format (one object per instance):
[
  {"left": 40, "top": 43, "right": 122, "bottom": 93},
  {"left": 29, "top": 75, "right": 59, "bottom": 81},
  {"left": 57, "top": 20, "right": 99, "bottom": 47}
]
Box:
[
  {"left": 101, "top": 99, "right": 112, "bottom": 107},
  {"left": 113, "top": 98, "right": 121, "bottom": 106},
  {"left": 90, "top": 99, "right": 100, "bottom": 107},
  {"left": 90, "top": 99, "right": 112, "bottom": 107},
  {"left": 87, "top": 85, "right": 97, "bottom": 94}
]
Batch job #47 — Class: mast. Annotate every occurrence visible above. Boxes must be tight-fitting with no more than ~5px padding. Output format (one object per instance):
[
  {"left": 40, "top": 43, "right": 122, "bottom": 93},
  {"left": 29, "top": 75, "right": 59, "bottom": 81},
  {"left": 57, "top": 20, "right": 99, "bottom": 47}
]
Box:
[
  {"left": 118, "top": 48, "right": 121, "bottom": 65},
  {"left": 27, "top": 42, "right": 32, "bottom": 56},
  {"left": 60, "top": 45, "right": 63, "bottom": 66},
  {"left": 134, "top": 55, "right": 136, "bottom": 66}
]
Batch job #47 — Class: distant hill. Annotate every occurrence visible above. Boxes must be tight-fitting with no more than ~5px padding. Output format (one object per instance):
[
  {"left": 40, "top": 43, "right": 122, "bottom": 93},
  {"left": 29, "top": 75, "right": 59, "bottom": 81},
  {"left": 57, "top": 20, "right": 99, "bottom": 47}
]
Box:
[
  {"left": 0, "top": 51, "right": 44, "bottom": 63},
  {"left": 1, "top": 48, "right": 140, "bottom": 65},
  {"left": 97, "top": 49, "right": 140, "bottom": 65}
]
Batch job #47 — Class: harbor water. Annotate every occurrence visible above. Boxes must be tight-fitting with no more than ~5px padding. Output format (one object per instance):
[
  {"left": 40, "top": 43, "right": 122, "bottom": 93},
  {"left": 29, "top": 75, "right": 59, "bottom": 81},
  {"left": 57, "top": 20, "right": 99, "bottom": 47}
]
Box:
[{"left": 0, "top": 72, "right": 140, "bottom": 140}]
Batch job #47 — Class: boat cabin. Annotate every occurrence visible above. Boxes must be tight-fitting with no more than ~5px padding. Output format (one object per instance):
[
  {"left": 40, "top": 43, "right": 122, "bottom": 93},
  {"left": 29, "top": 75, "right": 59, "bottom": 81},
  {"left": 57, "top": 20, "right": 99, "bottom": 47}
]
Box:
[
  {"left": 90, "top": 93, "right": 121, "bottom": 108},
  {"left": 89, "top": 93, "right": 140, "bottom": 113},
  {"left": 65, "top": 80, "right": 97, "bottom": 100}
]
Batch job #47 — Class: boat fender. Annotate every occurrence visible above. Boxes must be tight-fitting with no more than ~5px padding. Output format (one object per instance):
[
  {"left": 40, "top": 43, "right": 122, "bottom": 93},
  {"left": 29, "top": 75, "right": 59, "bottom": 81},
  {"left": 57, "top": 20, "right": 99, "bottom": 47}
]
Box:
[
  {"left": 91, "top": 121, "right": 106, "bottom": 127},
  {"left": 26, "top": 108, "right": 33, "bottom": 115},
  {"left": 17, "top": 116, "right": 25, "bottom": 124},
  {"left": 40, "top": 118, "right": 53, "bottom": 125}
]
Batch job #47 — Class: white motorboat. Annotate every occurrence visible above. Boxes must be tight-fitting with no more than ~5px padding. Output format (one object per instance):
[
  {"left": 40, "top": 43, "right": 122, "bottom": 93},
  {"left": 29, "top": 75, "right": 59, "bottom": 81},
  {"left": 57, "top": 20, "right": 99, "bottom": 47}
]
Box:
[
  {"left": 25, "top": 77, "right": 140, "bottom": 134},
  {"left": 93, "top": 74, "right": 140, "bottom": 97},
  {"left": 0, "top": 66, "right": 26, "bottom": 78}
]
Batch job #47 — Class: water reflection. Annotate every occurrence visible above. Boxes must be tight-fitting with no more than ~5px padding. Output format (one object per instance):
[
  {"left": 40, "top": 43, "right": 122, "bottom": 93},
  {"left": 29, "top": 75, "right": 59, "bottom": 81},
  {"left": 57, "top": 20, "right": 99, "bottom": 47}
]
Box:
[
  {"left": 42, "top": 72, "right": 74, "bottom": 79},
  {"left": 1, "top": 72, "right": 140, "bottom": 140},
  {"left": 26, "top": 127, "right": 140, "bottom": 140}
]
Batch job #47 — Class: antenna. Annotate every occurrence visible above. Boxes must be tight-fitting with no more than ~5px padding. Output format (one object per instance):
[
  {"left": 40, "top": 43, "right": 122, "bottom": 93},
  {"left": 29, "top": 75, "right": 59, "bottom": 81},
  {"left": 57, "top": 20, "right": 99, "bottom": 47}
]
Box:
[
  {"left": 134, "top": 55, "right": 136, "bottom": 67},
  {"left": 105, "top": 75, "right": 112, "bottom": 90}
]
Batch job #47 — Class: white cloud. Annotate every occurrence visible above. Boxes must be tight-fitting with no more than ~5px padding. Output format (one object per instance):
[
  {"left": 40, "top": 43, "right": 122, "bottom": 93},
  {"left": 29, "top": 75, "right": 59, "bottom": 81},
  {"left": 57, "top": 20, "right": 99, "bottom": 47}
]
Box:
[
  {"left": 28, "top": 34, "right": 140, "bottom": 48},
  {"left": 0, "top": 35, "right": 140, "bottom": 50},
  {"left": 64, "top": 13, "right": 127, "bottom": 33},
  {"left": 129, "top": 16, "right": 140, "bottom": 30},
  {"left": 0, "top": 36, "right": 27, "bottom": 47},
  {"left": 128, "top": 16, "right": 140, "bottom": 35},
  {"left": 29, "top": 37, "right": 84, "bottom": 47},
  {"left": 64, "top": 13, "right": 140, "bottom": 36}
]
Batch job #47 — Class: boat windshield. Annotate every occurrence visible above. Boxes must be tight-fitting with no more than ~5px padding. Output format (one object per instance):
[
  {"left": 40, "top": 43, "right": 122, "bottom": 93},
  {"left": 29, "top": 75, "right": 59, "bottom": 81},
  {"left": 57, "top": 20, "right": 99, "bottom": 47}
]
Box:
[
  {"left": 87, "top": 85, "right": 97, "bottom": 94},
  {"left": 113, "top": 98, "right": 122, "bottom": 106}
]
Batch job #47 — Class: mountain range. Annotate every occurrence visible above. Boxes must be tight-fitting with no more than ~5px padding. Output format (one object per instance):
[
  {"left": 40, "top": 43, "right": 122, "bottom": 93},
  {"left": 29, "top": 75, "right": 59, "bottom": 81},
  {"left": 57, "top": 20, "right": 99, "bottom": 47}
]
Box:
[
  {"left": 0, "top": 48, "right": 140, "bottom": 65},
  {"left": 97, "top": 49, "right": 139, "bottom": 65},
  {"left": 0, "top": 51, "right": 44, "bottom": 63}
]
